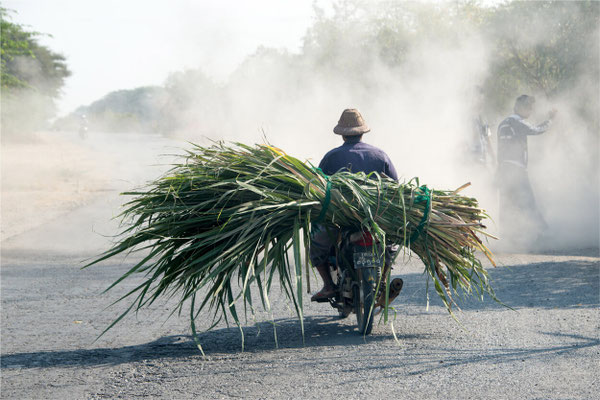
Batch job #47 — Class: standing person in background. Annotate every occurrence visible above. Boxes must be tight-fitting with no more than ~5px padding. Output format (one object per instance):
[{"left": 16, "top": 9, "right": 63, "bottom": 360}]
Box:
[
  {"left": 469, "top": 86, "right": 495, "bottom": 169},
  {"left": 496, "top": 94, "right": 557, "bottom": 245},
  {"left": 309, "top": 108, "right": 399, "bottom": 301}
]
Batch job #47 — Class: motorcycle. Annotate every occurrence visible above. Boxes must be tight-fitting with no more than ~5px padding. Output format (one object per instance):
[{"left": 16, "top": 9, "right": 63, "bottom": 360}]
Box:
[
  {"left": 314, "top": 230, "right": 403, "bottom": 335},
  {"left": 78, "top": 125, "right": 88, "bottom": 139}
]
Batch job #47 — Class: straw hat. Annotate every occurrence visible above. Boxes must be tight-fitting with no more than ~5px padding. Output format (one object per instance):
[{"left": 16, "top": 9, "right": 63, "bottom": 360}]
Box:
[{"left": 333, "top": 108, "right": 370, "bottom": 136}]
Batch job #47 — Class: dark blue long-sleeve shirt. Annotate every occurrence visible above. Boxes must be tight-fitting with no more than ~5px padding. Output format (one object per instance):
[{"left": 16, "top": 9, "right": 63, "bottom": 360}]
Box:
[{"left": 318, "top": 138, "right": 398, "bottom": 181}]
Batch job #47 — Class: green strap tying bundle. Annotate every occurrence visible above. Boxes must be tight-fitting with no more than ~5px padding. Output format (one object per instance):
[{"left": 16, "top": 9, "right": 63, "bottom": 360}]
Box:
[
  {"left": 410, "top": 185, "right": 432, "bottom": 243},
  {"left": 314, "top": 168, "right": 332, "bottom": 224},
  {"left": 310, "top": 171, "right": 430, "bottom": 243}
]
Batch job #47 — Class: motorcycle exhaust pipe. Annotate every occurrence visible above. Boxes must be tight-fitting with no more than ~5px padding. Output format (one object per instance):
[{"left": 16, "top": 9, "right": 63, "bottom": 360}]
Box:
[
  {"left": 375, "top": 278, "right": 404, "bottom": 309},
  {"left": 385, "top": 278, "right": 404, "bottom": 304},
  {"left": 389, "top": 278, "right": 404, "bottom": 296}
]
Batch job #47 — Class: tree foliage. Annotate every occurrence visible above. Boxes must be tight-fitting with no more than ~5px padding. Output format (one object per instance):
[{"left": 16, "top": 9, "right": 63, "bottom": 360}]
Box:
[
  {"left": 1, "top": 6, "right": 71, "bottom": 136},
  {"left": 53, "top": 1, "right": 598, "bottom": 138},
  {"left": 483, "top": 1, "right": 599, "bottom": 111},
  {"left": 54, "top": 86, "right": 173, "bottom": 133},
  {"left": 299, "top": 0, "right": 598, "bottom": 116}
]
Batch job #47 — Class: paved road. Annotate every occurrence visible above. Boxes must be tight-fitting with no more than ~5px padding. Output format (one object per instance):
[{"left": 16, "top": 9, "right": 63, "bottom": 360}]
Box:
[
  {"left": 2, "top": 132, "right": 599, "bottom": 399},
  {"left": 1, "top": 193, "right": 598, "bottom": 399}
]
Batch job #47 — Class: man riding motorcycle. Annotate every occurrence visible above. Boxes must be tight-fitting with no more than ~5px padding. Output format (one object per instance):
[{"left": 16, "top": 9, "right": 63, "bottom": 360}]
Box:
[{"left": 310, "top": 108, "right": 399, "bottom": 302}]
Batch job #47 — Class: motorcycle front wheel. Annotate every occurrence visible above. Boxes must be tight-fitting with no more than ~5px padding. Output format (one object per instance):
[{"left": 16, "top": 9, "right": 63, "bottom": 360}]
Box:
[{"left": 353, "top": 267, "right": 379, "bottom": 335}]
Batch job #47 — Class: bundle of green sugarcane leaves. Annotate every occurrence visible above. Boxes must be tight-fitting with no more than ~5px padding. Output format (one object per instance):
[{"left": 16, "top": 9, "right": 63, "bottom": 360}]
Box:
[{"left": 85, "top": 141, "right": 497, "bottom": 341}]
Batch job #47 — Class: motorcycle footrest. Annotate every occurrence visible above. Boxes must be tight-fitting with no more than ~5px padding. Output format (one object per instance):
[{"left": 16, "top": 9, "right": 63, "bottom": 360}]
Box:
[{"left": 313, "top": 296, "right": 331, "bottom": 303}]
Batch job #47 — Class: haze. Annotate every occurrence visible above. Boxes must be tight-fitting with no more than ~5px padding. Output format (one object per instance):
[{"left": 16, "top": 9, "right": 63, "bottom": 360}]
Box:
[
  {"left": 3, "top": 0, "right": 322, "bottom": 115},
  {"left": 2, "top": 0, "right": 598, "bottom": 253}
]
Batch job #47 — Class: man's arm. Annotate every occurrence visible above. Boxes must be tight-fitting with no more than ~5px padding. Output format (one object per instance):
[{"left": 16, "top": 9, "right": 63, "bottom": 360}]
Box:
[
  {"left": 317, "top": 155, "right": 330, "bottom": 175},
  {"left": 384, "top": 159, "right": 399, "bottom": 182},
  {"left": 515, "top": 110, "right": 556, "bottom": 136}
]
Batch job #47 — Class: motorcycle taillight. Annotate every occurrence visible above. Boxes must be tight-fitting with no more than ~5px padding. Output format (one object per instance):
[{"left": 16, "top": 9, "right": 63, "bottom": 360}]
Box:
[{"left": 350, "top": 231, "right": 374, "bottom": 246}]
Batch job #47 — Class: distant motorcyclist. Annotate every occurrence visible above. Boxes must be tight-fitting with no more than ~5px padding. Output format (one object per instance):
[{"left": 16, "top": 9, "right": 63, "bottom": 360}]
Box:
[
  {"left": 310, "top": 108, "right": 398, "bottom": 301},
  {"left": 79, "top": 114, "right": 89, "bottom": 139}
]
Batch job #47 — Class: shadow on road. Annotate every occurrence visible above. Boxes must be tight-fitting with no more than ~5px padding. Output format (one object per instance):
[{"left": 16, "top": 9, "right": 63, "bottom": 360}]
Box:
[
  {"left": 335, "top": 332, "right": 600, "bottom": 380},
  {"left": 3, "top": 327, "right": 597, "bottom": 377},
  {"left": 0, "top": 316, "right": 402, "bottom": 370},
  {"left": 396, "top": 259, "right": 599, "bottom": 311},
  {"left": 2, "top": 257, "right": 597, "bottom": 372},
  {"left": 403, "top": 332, "right": 600, "bottom": 376}
]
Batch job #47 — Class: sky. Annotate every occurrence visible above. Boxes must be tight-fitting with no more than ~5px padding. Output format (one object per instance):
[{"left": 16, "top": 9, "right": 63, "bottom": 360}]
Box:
[{"left": 3, "top": 0, "right": 327, "bottom": 116}]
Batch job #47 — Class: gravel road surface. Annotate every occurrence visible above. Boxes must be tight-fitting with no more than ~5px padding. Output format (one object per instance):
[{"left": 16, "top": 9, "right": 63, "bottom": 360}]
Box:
[
  {"left": 1, "top": 195, "right": 598, "bottom": 399},
  {"left": 1, "top": 132, "right": 598, "bottom": 399}
]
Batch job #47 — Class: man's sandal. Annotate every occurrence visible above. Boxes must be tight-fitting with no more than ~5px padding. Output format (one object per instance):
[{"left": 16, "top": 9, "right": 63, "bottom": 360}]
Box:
[{"left": 310, "top": 288, "right": 335, "bottom": 302}]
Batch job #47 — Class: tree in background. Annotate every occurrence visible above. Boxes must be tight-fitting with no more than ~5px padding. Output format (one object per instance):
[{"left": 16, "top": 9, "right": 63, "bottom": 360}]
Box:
[
  {"left": 47, "top": 0, "right": 598, "bottom": 140},
  {"left": 160, "top": 69, "right": 219, "bottom": 134},
  {"left": 483, "top": 0, "right": 599, "bottom": 128},
  {"left": 1, "top": 6, "right": 70, "bottom": 138},
  {"left": 72, "top": 86, "right": 169, "bottom": 133},
  {"left": 300, "top": 0, "right": 598, "bottom": 118}
]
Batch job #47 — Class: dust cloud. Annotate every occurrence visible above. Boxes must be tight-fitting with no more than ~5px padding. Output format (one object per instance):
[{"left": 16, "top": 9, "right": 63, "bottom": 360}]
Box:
[
  {"left": 2, "top": 1, "right": 598, "bottom": 254},
  {"left": 161, "top": 3, "right": 598, "bottom": 252}
]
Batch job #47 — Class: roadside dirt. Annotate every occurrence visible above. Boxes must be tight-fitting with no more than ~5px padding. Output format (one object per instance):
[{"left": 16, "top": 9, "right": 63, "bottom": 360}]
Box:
[{"left": 1, "top": 132, "right": 110, "bottom": 241}]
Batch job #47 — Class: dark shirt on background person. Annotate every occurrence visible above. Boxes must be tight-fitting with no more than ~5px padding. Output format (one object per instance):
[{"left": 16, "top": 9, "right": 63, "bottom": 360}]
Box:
[{"left": 497, "top": 113, "right": 551, "bottom": 168}]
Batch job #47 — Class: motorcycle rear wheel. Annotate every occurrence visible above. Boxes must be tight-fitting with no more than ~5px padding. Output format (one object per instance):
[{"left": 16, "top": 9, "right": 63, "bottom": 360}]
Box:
[{"left": 354, "top": 267, "right": 379, "bottom": 335}]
